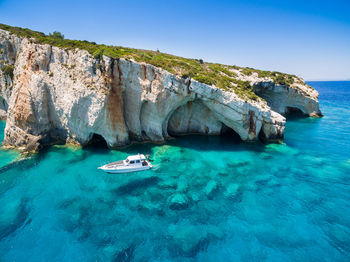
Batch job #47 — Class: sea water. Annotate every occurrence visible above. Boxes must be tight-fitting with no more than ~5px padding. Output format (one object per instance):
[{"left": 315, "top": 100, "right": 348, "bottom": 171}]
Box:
[{"left": 0, "top": 81, "right": 349, "bottom": 261}]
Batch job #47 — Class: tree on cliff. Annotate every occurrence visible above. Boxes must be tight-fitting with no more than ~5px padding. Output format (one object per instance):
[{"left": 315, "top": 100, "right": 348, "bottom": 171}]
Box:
[{"left": 49, "top": 31, "right": 64, "bottom": 39}]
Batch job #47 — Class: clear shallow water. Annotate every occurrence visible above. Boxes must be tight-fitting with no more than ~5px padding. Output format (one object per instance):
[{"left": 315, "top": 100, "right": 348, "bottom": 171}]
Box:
[{"left": 0, "top": 81, "right": 349, "bottom": 261}]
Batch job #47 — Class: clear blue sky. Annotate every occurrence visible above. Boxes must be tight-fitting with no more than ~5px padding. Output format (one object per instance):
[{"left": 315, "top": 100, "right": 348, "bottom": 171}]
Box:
[{"left": 1, "top": 0, "right": 349, "bottom": 80}]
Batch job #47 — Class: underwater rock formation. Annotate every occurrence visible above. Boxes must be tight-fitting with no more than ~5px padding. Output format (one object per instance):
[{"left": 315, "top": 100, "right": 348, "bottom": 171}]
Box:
[{"left": 0, "top": 27, "right": 321, "bottom": 152}]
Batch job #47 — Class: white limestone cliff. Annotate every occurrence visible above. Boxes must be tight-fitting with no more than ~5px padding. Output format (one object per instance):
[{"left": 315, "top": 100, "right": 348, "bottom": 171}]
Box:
[{"left": 0, "top": 29, "right": 321, "bottom": 152}]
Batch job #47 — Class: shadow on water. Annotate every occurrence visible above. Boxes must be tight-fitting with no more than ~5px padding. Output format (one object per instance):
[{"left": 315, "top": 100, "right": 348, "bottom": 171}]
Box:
[
  {"left": 114, "top": 176, "right": 160, "bottom": 195},
  {"left": 166, "top": 134, "right": 266, "bottom": 153},
  {"left": 0, "top": 157, "right": 35, "bottom": 174},
  {"left": 0, "top": 155, "right": 41, "bottom": 195},
  {"left": 0, "top": 199, "right": 30, "bottom": 241},
  {"left": 35, "top": 144, "right": 91, "bottom": 167},
  {"left": 112, "top": 244, "right": 136, "bottom": 262},
  {"left": 33, "top": 129, "right": 270, "bottom": 157},
  {"left": 78, "top": 134, "right": 259, "bottom": 160}
]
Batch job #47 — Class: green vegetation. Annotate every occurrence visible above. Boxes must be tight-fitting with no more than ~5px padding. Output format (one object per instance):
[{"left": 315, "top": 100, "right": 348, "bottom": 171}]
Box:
[
  {"left": 240, "top": 67, "right": 255, "bottom": 76},
  {"left": 1, "top": 64, "right": 14, "bottom": 79},
  {"left": 0, "top": 23, "right": 302, "bottom": 101},
  {"left": 263, "top": 71, "right": 297, "bottom": 86},
  {"left": 240, "top": 67, "right": 300, "bottom": 86},
  {"left": 49, "top": 31, "right": 64, "bottom": 39}
]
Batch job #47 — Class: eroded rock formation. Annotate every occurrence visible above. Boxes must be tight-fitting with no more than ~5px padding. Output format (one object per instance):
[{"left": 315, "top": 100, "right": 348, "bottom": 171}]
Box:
[
  {"left": 253, "top": 82, "right": 322, "bottom": 117},
  {"left": 0, "top": 29, "right": 321, "bottom": 152}
]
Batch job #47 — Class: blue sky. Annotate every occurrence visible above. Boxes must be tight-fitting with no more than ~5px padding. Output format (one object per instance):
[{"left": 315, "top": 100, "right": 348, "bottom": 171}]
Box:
[{"left": 1, "top": 0, "right": 349, "bottom": 80}]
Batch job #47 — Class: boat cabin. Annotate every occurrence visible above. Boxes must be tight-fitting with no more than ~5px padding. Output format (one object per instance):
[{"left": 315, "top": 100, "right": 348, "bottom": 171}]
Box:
[{"left": 124, "top": 154, "right": 148, "bottom": 166}]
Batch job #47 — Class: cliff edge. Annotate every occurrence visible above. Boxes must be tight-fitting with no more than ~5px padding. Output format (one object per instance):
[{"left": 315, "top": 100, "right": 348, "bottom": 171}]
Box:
[{"left": 0, "top": 24, "right": 322, "bottom": 152}]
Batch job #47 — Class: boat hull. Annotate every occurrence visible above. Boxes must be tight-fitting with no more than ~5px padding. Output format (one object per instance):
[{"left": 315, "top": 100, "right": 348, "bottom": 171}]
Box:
[{"left": 102, "top": 166, "right": 151, "bottom": 174}]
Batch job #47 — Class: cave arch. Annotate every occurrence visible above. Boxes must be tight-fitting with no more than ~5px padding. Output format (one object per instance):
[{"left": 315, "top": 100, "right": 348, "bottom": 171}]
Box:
[
  {"left": 167, "top": 100, "right": 222, "bottom": 136},
  {"left": 166, "top": 100, "right": 243, "bottom": 142},
  {"left": 220, "top": 123, "right": 242, "bottom": 143},
  {"left": 258, "top": 127, "right": 267, "bottom": 143},
  {"left": 86, "top": 133, "right": 108, "bottom": 148},
  {"left": 285, "top": 106, "right": 306, "bottom": 118}
]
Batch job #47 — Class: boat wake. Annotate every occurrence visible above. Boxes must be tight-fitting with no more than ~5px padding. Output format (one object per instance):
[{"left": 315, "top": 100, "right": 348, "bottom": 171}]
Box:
[{"left": 150, "top": 164, "right": 160, "bottom": 171}]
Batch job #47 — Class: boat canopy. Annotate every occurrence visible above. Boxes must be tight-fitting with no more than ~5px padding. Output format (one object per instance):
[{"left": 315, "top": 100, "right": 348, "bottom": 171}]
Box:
[{"left": 126, "top": 154, "right": 146, "bottom": 161}]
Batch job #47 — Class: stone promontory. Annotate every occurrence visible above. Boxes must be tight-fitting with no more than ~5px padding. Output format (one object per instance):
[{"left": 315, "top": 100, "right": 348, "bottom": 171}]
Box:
[{"left": 0, "top": 24, "right": 322, "bottom": 152}]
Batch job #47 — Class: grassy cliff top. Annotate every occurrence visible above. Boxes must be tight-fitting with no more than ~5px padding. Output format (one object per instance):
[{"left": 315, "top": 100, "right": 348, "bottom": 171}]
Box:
[{"left": 0, "top": 23, "right": 306, "bottom": 101}]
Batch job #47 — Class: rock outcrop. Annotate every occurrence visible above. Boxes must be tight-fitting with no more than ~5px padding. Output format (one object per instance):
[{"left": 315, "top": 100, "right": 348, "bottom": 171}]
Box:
[
  {"left": 0, "top": 28, "right": 321, "bottom": 152},
  {"left": 253, "top": 82, "right": 322, "bottom": 117}
]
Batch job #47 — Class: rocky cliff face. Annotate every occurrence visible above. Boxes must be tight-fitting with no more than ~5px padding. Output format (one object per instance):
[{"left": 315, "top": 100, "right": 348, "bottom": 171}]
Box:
[{"left": 0, "top": 29, "right": 321, "bottom": 152}]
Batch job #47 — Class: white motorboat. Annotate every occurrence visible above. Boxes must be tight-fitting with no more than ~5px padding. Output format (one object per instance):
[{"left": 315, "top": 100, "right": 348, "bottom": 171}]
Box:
[{"left": 98, "top": 154, "right": 152, "bottom": 173}]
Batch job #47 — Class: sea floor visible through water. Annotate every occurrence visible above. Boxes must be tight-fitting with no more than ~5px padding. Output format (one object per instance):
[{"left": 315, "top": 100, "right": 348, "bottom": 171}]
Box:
[{"left": 0, "top": 81, "right": 350, "bottom": 261}]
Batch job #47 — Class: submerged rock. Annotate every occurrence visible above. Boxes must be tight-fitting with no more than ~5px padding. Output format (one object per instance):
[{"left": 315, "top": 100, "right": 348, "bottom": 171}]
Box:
[
  {"left": 157, "top": 179, "right": 177, "bottom": 190},
  {"left": 167, "top": 193, "right": 190, "bottom": 210},
  {"left": 170, "top": 225, "right": 208, "bottom": 257},
  {"left": 204, "top": 180, "right": 219, "bottom": 199},
  {"left": 206, "top": 225, "right": 225, "bottom": 240},
  {"left": 176, "top": 178, "right": 189, "bottom": 192},
  {"left": 224, "top": 184, "right": 240, "bottom": 199},
  {"left": 190, "top": 192, "right": 201, "bottom": 202},
  {"left": 168, "top": 222, "right": 226, "bottom": 257}
]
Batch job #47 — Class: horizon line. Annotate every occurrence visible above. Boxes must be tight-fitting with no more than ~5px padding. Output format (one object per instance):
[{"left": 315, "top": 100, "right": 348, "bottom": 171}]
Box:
[{"left": 306, "top": 79, "right": 350, "bottom": 82}]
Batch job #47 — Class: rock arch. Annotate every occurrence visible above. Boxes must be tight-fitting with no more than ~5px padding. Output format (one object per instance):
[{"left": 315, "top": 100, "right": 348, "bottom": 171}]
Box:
[
  {"left": 220, "top": 123, "right": 242, "bottom": 142},
  {"left": 253, "top": 83, "right": 321, "bottom": 116},
  {"left": 200, "top": 99, "right": 252, "bottom": 141},
  {"left": 86, "top": 133, "right": 108, "bottom": 148},
  {"left": 167, "top": 100, "right": 222, "bottom": 136},
  {"left": 139, "top": 92, "right": 191, "bottom": 141},
  {"left": 285, "top": 106, "right": 305, "bottom": 116}
]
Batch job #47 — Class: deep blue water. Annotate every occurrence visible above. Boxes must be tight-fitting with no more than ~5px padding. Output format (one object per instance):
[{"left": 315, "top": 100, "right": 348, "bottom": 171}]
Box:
[{"left": 0, "top": 81, "right": 349, "bottom": 261}]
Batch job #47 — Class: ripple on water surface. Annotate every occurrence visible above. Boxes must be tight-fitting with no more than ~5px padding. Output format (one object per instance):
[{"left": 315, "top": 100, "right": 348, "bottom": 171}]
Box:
[{"left": 0, "top": 81, "right": 350, "bottom": 261}]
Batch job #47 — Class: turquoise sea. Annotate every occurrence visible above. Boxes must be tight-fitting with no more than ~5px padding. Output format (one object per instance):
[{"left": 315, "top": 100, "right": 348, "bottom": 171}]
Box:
[{"left": 0, "top": 81, "right": 349, "bottom": 261}]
